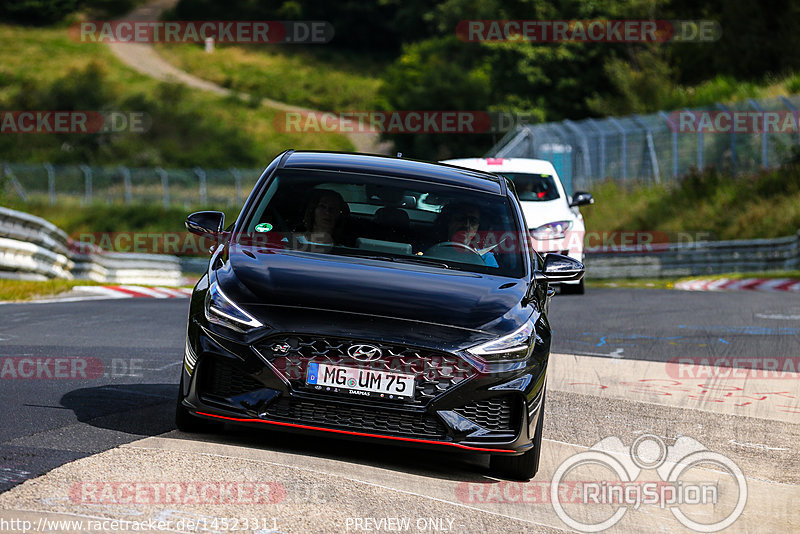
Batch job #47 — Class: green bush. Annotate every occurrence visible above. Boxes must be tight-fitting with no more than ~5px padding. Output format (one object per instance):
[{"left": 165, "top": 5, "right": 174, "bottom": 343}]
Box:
[
  {"left": 0, "top": 62, "right": 261, "bottom": 167},
  {"left": 0, "top": 0, "right": 77, "bottom": 25}
]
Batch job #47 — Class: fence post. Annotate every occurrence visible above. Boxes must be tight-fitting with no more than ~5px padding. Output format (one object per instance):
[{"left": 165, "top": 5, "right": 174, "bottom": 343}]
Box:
[
  {"left": 608, "top": 118, "right": 626, "bottom": 182},
  {"left": 80, "top": 164, "right": 92, "bottom": 204},
  {"left": 748, "top": 99, "right": 767, "bottom": 169},
  {"left": 194, "top": 167, "right": 207, "bottom": 205},
  {"left": 633, "top": 115, "right": 660, "bottom": 184},
  {"left": 3, "top": 164, "right": 28, "bottom": 201},
  {"left": 585, "top": 119, "right": 604, "bottom": 182},
  {"left": 686, "top": 108, "right": 704, "bottom": 170},
  {"left": 715, "top": 103, "right": 735, "bottom": 174},
  {"left": 119, "top": 166, "right": 132, "bottom": 204},
  {"left": 659, "top": 111, "right": 678, "bottom": 179},
  {"left": 44, "top": 163, "right": 55, "bottom": 206},
  {"left": 156, "top": 167, "right": 169, "bottom": 208},
  {"left": 779, "top": 96, "right": 799, "bottom": 147},
  {"left": 231, "top": 168, "right": 242, "bottom": 206},
  {"left": 563, "top": 119, "right": 592, "bottom": 192}
]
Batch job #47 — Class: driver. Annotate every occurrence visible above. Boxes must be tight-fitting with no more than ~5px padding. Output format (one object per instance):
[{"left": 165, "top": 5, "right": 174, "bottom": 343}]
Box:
[{"left": 434, "top": 202, "right": 499, "bottom": 267}]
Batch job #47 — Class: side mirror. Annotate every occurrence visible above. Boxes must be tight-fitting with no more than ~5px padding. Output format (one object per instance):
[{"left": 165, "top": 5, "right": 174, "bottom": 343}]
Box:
[
  {"left": 536, "top": 253, "right": 584, "bottom": 282},
  {"left": 569, "top": 191, "right": 594, "bottom": 207},
  {"left": 186, "top": 211, "right": 225, "bottom": 241}
]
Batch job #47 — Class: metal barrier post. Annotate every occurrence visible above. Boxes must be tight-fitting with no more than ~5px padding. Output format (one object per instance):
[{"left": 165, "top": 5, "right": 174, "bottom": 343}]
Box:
[
  {"left": 119, "top": 166, "right": 132, "bottom": 204},
  {"left": 80, "top": 164, "right": 92, "bottom": 204},
  {"left": 195, "top": 167, "right": 207, "bottom": 205},
  {"left": 231, "top": 168, "right": 242, "bottom": 206},
  {"left": 156, "top": 167, "right": 169, "bottom": 207},
  {"left": 44, "top": 163, "right": 55, "bottom": 206}
]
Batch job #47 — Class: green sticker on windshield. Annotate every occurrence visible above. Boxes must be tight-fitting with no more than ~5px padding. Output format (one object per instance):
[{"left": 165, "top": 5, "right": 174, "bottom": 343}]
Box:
[{"left": 255, "top": 223, "right": 273, "bottom": 232}]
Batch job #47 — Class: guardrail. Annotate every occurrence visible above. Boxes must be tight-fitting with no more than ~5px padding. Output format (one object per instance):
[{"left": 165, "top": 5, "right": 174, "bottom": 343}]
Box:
[
  {"left": 0, "top": 207, "right": 184, "bottom": 286},
  {"left": 4, "top": 206, "right": 797, "bottom": 283},
  {"left": 585, "top": 231, "right": 800, "bottom": 279}
]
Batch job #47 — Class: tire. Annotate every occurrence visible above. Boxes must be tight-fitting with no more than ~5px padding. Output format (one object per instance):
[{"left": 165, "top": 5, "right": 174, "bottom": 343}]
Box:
[
  {"left": 561, "top": 278, "right": 585, "bottom": 295},
  {"left": 490, "top": 389, "right": 546, "bottom": 480},
  {"left": 175, "top": 374, "right": 221, "bottom": 433}
]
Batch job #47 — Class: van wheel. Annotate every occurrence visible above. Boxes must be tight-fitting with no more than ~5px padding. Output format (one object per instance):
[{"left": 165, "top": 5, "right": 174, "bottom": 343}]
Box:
[{"left": 490, "top": 390, "right": 546, "bottom": 480}]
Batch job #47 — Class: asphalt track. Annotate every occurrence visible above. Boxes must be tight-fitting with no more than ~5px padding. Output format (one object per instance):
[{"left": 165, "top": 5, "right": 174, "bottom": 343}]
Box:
[{"left": 0, "top": 289, "right": 797, "bottom": 533}]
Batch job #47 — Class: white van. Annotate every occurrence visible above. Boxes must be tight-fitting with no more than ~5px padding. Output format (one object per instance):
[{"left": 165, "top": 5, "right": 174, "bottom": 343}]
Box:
[{"left": 440, "top": 157, "right": 594, "bottom": 294}]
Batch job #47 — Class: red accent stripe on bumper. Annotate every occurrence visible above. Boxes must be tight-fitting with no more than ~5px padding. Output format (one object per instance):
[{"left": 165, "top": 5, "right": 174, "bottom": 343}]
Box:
[{"left": 195, "top": 411, "right": 516, "bottom": 453}]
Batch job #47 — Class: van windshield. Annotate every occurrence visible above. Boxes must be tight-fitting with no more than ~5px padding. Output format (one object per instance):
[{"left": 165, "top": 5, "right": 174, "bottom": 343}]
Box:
[
  {"left": 501, "top": 173, "right": 561, "bottom": 202},
  {"left": 242, "top": 170, "right": 527, "bottom": 278}
]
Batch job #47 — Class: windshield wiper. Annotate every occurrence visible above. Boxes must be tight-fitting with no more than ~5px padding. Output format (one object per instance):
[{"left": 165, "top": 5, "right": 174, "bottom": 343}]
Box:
[
  {"left": 391, "top": 256, "right": 451, "bottom": 269},
  {"left": 336, "top": 250, "right": 451, "bottom": 269}
]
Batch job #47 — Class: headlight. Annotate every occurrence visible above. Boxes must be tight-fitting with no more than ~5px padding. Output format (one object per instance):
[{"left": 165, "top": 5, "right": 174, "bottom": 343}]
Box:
[
  {"left": 465, "top": 318, "right": 537, "bottom": 361},
  {"left": 532, "top": 220, "right": 572, "bottom": 240},
  {"left": 204, "top": 280, "right": 263, "bottom": 332}
]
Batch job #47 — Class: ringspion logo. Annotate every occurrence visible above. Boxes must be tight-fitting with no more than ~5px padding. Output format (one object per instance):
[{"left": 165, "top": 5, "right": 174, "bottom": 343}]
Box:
[{"left": 551, "top": 435, "right": 747, "bottom": 532}]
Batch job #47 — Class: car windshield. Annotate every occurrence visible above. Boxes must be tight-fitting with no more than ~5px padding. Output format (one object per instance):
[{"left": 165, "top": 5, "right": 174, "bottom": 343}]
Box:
[
  {"left": 241, "top": 170, "right": 526, "bottom": 277},
  {"left": 501, "top": 172, "right": 560, "bottom": 202}
]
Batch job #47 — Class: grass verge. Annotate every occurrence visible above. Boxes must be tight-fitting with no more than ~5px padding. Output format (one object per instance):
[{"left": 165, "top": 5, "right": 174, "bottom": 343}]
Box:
[
  {"left": 587, "top": 271, "right": 800, "bottom": 290},
  {"left": 0, "top": 279, "right": 100, "bottom": 301},
  {"left": 155, "top": 43, "right": 384, "bottom": 112},
  {"left": 583, "top": 163, "right": 800, "bottom": 240}
]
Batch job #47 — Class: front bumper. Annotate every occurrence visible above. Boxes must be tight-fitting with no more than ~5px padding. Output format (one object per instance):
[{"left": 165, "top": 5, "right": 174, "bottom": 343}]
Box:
[{"left": 180, "top": 319, "right": 549, "bottom": 456}]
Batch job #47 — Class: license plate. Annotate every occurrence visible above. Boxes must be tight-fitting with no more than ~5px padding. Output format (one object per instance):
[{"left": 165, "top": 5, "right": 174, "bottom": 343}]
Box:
[{"left": 306, "top": 362, "right": 415, "bottom": 400}]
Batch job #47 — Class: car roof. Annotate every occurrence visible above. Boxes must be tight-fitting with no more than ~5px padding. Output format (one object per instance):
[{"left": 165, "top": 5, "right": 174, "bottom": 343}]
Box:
[
  {"left": 281, "top": 151, "right": 505, "bottom": 195},
  {"left": 442, "top": 157, "right": 559, "bottom": 176}
]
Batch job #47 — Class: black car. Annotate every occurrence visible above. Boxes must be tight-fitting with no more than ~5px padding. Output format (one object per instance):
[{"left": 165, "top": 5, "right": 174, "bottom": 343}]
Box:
[{"left": 176, "top": 150, "right": 583, "bottom": 480}]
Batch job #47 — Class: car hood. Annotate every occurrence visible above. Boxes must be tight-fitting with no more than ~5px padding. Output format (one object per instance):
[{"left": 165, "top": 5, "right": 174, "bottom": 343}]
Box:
[
  {"left": 521, "top": 199, "right": 576, "bottom": 229},
  {"left": 219, "top": 246, "right": 529, "bottom": 333}
]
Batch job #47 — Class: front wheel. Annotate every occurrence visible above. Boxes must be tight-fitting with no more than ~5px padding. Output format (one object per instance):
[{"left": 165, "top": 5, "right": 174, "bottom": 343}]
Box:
[
  {"left": 560, "top": 278, "right": 585, "bottom": 295},
  {"left": 490, "top": 390, "right": 546, "bottom": 480},
  {"left": 175, "top": 374, "right": 221, "bottom": 433}
]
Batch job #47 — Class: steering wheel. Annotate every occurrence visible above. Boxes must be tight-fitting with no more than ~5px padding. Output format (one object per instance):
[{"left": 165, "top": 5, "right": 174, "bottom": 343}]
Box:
[{"left": 424, "top": 241, "right": 485, "bottom": 265}]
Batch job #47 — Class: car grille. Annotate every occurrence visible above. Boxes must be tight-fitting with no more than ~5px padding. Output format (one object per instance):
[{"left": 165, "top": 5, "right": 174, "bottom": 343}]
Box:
[
  {"left": 200, "top": 357, "right": 265, "bottom": 398},
  {"left": 258, "top": 336, "right": 476, "bottom": 404},
  {"left": 453, "top": 396, "right": 519, "bottom": 432},
  {"left": 264, "top": 398, "right": 448, "bottom": 438}
]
